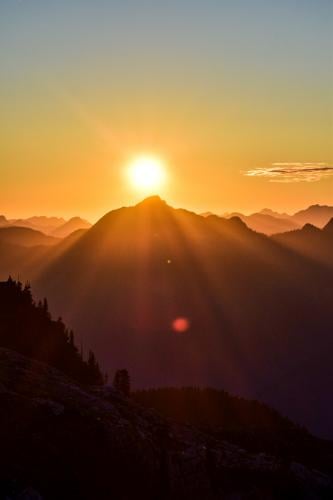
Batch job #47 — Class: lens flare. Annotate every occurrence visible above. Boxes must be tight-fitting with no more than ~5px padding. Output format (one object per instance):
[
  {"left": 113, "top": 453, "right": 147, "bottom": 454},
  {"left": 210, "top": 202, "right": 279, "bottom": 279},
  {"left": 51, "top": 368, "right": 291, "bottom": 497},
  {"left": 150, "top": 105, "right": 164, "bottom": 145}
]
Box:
[{"left": 172, "top": 317, "right": 190, "bottom": 333}]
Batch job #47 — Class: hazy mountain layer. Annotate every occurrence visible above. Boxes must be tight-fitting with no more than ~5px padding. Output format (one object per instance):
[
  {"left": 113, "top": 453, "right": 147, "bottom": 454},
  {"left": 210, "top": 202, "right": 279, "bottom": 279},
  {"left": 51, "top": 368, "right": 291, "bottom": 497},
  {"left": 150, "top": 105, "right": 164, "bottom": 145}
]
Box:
[
  {"left": 1, "top": 197, "right": 333, "bottom": 438},
  {"left": 0, "top": 226, "right": 59, "bottom": 247},
  {"left": 223, "top": 212, "right": 300, "bottom": 235},
  {"left": 223, "top": 204, "right": 333, "bottom": 234},
  {"left": 51, "top": 217, "right": 91, "bottom": 238},
  {"left": 0, "top": 215, "right": 91, "bottom": 237}
]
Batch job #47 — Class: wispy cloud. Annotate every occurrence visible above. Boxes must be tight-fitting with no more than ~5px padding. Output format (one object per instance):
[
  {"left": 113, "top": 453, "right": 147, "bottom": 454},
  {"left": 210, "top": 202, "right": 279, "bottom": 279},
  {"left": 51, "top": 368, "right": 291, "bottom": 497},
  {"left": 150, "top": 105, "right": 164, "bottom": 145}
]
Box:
[{"left": 243, "top": 163, "right": 333, "bottom": 183}]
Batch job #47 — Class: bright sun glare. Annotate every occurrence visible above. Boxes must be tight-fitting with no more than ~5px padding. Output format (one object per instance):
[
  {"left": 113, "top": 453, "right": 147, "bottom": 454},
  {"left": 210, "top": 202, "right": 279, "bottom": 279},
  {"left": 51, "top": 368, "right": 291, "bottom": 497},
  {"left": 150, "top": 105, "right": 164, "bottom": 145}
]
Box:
[{"left": 128, "top": 155, "right": 166, "bottom": 193}]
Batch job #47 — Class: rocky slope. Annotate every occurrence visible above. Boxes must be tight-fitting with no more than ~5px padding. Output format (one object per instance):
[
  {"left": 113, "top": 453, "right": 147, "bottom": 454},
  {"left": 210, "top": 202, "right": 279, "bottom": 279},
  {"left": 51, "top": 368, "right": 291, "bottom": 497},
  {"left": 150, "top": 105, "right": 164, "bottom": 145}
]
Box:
[{"left": 0, "top": 348, "right": 332, "bottom": 499}]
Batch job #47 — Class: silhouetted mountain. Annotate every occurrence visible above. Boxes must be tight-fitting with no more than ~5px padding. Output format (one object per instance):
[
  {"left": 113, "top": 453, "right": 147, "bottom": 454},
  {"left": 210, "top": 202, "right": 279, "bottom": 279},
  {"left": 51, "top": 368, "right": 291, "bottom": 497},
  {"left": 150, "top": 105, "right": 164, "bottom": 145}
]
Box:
[
  {"left": 0, "top": 215, "right": 91, "bottom": 238},
  {"left": 9, "top": 216, "right": 66, "bottom": 234},
  {"left": 2, "top": 349, "right": 332, "bottom": 499},
  {"left": 0, "top": 228, "right": 89, "bottom": 282},
  {"left": 223, "top": 205, "right": 333, "bottom": 234},
  {"left": 2, "top": 198, "right": 333, "bottom": 439},
  {"left": 273, "top": 221, "right": 333, "bottom": 268},
  {"left": 134, "top": 387, "right": 299, "bottom": 433},
  {"left": 134, "top": 387, "right": 333, "bottom": 471},
  {"left": 225, "top": 212, "right": 300, "bottom": 235},
  {"left": 23, "top": 197, "right": 333, "bottom": 439},
  {"left": 0, "top": 278, "right": 103, "bottom": 385},
  {"left": 51, "top": 217, "right": 92, "bottom": 238},
  {"left": 292, "top": 204, "right": 333, "bottom": 228},
  {"left": 0, "top": 226, "right": 59, "bottom": 247},
  {"left": 0, "top": 239, "right": 50, "bottom": 283}
]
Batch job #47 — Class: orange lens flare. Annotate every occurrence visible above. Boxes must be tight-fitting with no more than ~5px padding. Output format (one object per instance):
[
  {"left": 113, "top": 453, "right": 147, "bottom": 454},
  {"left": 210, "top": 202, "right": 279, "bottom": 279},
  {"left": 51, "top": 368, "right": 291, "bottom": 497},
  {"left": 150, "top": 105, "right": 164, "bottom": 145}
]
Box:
[{"left": 172, "top": 317, "right": 190, "bottom": 333}]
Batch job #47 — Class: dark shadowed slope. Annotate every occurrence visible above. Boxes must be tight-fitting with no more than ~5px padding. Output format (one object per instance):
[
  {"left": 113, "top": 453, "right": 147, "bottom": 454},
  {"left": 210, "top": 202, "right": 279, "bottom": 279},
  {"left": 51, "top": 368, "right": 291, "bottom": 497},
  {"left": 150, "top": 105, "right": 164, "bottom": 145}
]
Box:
[
  {"left": 134, "top": 387, "right": 300, "bottom": 433},
  {"left": 0, "top": 240, "right": 45, "bottom": 280},
  {"left": 28, "top": 196, "right": 333, "bottom": 439},
  {"left": 0, "top": 226, "right": 60, "bottom": 285},
  {"left": 0, "top": 227, "right": 88, "bottom": 281},
  {"left": 273, "top": 218, "right": 333, "bottom": 268},
  {"left": 2, "top": 278, "right": 332, "bottom": 498},
  {"left": 134, "top": 387, "right": 333, "bottom": 474},
  {"left": 0, "top": 278, "right": 103, "bottom": 384},
  {"left": 0, "top": 226, "right": 59, "bottom": 247},
  {"left": 1, "top": 348, "right": 332, "bottom": 499}
]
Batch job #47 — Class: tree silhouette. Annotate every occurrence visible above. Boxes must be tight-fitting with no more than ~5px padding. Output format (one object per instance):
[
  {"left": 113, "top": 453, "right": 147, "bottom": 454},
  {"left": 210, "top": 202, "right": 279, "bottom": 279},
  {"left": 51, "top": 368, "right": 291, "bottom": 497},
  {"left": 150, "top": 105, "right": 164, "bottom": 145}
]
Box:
[
  {"left": 0, "top": 277, "right": 104, "bottom": 385},
  {"left": 69, "top": 330, "right": 74, "bottom": 347},
  {"left": 86, "top": 350, "right": 104, "bottom": 385},
  {"left": 113, "top": 369, "right": 130, "bottom": 397}
]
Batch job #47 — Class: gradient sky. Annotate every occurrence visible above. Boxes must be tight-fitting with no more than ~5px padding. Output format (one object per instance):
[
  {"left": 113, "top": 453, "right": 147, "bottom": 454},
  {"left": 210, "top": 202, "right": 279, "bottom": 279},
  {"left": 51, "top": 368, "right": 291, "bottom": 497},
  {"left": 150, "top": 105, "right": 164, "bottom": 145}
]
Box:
[{"left": 1, "top": 0, "right": 332, "bottom": 220}]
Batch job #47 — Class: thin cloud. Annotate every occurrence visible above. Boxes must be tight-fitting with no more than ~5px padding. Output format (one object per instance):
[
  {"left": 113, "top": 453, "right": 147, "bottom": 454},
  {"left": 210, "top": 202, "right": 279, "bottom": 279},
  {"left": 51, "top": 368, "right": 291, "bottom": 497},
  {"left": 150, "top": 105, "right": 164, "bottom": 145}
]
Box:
[{"left": 243, "top": 163, "right": 333, "bottom": 183}]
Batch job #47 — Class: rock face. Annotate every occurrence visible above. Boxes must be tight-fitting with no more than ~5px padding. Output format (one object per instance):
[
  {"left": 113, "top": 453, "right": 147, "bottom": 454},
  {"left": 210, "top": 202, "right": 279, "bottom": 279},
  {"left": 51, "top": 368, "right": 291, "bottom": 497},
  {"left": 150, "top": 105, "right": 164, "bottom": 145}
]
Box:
[{"left": 0, "top": 348, "right": 332, "bottom": 499}]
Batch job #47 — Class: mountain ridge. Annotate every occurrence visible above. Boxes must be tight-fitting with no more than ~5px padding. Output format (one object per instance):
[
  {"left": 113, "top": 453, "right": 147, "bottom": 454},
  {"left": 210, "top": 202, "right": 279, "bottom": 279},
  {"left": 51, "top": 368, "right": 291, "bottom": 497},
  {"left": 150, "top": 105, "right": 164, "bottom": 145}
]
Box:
[
  {"left": 51, "top": 217, "right": 91, "bottom": 238},
  {"left": 221, "top": 204, "right": 333, "bottom": 234},
  {"left": 1, "top": 199, "right": 333, "bottom": 438},
  {"left": 28, "top": 199, "right": 333, "bottom": 438},
  {"left": 0, "top": 226, "right": 60, "bottom": 247}
]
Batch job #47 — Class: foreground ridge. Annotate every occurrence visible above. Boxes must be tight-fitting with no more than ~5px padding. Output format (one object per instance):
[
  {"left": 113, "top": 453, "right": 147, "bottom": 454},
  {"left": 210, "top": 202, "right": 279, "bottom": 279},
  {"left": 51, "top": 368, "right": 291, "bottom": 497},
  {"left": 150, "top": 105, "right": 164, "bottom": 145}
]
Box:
[{"left": 0, "top": 348, "right": 332, "bottom": 499}]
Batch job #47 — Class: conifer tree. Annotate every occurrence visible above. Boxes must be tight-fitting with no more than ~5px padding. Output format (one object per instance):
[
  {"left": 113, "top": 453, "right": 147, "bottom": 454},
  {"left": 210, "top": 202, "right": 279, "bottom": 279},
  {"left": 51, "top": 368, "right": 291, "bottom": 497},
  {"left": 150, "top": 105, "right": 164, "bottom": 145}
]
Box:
[
  {"left": 0, "top": 277, "right": 104, "bottom": 386},
  {"left": 113, "top": 369, "right": 130, "bottom": 397}
]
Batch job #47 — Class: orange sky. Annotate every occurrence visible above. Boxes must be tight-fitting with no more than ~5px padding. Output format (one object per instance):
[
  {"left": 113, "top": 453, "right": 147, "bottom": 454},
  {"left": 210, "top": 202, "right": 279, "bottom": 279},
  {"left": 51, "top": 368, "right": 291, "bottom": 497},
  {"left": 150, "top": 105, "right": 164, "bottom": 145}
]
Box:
[{"left": 1, "top": 1, "right": 332, "bottom": 221}]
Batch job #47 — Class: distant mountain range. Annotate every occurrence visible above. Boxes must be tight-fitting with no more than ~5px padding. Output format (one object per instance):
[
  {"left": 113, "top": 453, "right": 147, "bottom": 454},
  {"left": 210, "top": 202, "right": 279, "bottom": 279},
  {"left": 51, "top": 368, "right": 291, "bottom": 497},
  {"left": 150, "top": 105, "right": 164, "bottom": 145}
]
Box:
[
  {"left": 51, "top": 216, "right": 91, "bottom": 238},
  {"left": 221, "top": 204, "right": 333, "bottom": 235},
  {"left": 0, "top": 214, "right": 91, "bottom": 238},
  {"left": 1, "top": 197, "right": 333, "bottom": 439},
  {"left": 2, "top": 204, "right": 333, "bottom": 238}
]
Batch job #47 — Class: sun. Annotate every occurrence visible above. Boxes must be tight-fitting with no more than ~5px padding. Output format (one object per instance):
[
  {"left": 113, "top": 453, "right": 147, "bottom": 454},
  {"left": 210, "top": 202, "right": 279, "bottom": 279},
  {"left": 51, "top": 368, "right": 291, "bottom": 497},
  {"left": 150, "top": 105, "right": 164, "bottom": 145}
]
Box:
[{"left": 128, "top": 155, "right": 166, "bottom": 193}]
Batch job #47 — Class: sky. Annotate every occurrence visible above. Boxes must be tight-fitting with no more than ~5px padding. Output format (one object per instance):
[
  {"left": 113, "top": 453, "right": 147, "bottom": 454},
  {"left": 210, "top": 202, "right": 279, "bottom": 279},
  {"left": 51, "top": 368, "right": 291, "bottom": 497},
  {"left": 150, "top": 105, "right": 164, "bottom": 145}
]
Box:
[{"left": 0, "top": 0, "right": 332, "bottom": 220}]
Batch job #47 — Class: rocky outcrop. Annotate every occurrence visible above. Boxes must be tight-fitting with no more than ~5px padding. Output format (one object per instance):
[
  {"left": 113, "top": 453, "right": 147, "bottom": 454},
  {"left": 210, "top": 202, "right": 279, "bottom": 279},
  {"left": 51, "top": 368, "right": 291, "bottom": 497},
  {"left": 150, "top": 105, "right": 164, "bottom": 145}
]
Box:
[{"left": 0, "top": 348, "right": 332, "bottom": 499}]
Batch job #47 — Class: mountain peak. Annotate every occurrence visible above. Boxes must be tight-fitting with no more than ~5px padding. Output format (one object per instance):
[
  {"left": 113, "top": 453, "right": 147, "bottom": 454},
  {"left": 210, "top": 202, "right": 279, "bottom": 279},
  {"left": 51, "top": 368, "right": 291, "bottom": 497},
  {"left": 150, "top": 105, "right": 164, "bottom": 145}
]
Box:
[
  {"left": 302, "top": 223, "right": 320, "bottom": 233},
  {"left": 136, "top": 195, "right": 167, "bottom": 208},
  {"left": 228, "top": 215, "right": 249, "bottom": 230},
  {"left": 67, "top": 216, "right": 90, "bottom": 224}
]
